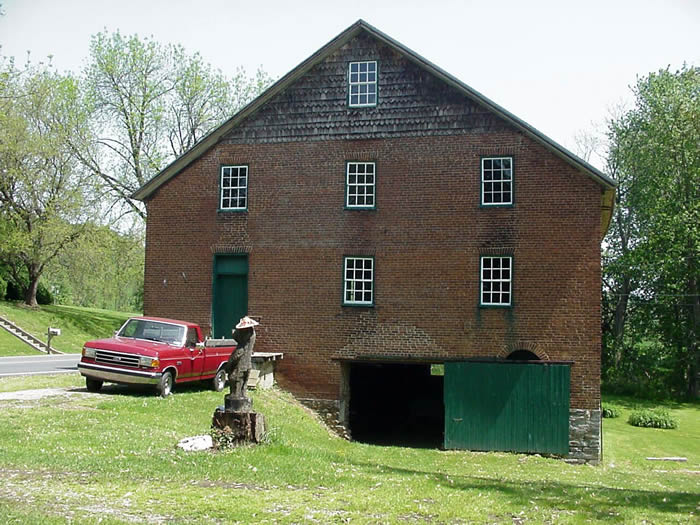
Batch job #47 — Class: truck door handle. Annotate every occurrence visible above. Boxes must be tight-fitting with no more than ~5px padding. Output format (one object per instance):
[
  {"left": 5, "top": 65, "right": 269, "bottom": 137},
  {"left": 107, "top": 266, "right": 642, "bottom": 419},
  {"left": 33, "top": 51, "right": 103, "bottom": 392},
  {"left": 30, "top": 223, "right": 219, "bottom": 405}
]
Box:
[{"left": 452, "top": 418, "right": 463, "bottom": 422}]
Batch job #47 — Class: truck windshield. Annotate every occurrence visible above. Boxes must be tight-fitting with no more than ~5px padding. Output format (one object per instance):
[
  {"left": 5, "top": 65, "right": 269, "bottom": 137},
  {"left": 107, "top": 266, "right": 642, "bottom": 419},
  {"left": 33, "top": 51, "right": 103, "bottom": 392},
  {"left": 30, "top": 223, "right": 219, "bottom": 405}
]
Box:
[{"left": 117, "top": 319, "right": 186, "bottom": 345}]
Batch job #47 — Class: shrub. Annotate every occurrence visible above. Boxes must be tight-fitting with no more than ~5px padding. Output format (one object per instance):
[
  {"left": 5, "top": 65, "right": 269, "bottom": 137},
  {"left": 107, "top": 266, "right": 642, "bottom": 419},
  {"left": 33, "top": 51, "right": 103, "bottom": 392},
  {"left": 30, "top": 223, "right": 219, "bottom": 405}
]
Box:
[
  {"left": 0, "top": 276, "right": 7, "bottom": 300},
  {"left": 602, "top": 404, "right": 620, "bottom": 418},
  {"left": 36, "top": 283, "right": 53, "bottom": 305},
  {"left": 5, "top": 280, "right": 24, "bottom": 301},
  {"left": 628, "top": 408, "right": 678, "bottom": 429}
]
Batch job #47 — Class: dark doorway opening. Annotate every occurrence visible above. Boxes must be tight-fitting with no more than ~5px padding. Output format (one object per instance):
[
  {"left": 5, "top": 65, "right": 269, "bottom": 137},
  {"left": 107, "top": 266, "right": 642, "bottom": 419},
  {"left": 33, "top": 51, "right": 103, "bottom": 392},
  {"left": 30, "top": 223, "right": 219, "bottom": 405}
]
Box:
[{"left": 349, "top": 362, "right": 444, "bottom": 448}]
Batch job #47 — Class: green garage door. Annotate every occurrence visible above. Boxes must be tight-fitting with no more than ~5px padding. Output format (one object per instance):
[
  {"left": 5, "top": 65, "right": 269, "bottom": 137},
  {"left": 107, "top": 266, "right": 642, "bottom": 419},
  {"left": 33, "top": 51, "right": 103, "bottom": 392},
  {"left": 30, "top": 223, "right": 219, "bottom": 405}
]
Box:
[
  {"left": 444, "top": 361, "right": 570, "bottom": 454},
  {"left": 212, "top": 255, "right": 248, "bottom": 339}
]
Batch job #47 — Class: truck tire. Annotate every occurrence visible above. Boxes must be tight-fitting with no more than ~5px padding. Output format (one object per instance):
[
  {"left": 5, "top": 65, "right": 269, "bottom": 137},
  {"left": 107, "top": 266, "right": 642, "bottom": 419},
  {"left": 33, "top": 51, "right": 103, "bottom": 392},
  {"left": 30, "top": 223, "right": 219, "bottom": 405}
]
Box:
[
  {"left": 86, "top": 377, "right": 103, "bottom": 392},
  {"left": 212, "top": 368, "right": 227, "bottom": 392},
  {"left": 158, "top": 370, "right": 174, "bottom": 397}
]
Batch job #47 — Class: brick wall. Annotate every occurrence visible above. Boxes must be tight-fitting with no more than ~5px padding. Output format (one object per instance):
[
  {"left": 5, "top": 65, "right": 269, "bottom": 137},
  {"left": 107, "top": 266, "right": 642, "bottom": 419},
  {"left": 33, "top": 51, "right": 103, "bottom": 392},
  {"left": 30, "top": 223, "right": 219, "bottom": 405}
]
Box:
[{"left": 144, "top": 130, "right": 602, "bottom": 410}]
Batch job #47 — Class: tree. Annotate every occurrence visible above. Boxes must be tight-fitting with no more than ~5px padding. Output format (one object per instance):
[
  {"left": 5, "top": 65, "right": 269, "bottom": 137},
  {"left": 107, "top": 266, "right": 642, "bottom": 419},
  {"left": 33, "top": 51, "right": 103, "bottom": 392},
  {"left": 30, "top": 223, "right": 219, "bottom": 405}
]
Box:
[
  {"left": 605, "top": 65, "right": 699, "bottom": 397},
  {"left": 0, "top": 58, "right": 97, "bottom": 306},
  {"left": 73, "top": 31, "right": 272, "bottom": 221},
  {"left": 44, "top": 224, "right": 144, "bottom": 312}
]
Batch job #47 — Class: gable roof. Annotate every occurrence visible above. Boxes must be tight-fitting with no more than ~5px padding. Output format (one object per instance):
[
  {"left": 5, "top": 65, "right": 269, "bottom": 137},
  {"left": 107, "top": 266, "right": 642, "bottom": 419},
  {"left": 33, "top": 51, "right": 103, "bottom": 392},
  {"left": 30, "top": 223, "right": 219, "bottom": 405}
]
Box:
[{"left": 132, "top": 20, "right": 616, "bottom": 232}]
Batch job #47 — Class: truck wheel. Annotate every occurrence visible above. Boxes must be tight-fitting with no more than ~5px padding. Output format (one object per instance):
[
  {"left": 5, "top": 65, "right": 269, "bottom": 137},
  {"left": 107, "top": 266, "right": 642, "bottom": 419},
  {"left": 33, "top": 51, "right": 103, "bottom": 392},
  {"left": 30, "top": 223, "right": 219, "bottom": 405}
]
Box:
[
  {"left": 86, "top": 378, "right": 103, "bottom": 392},
  {"left": 212, "top": 368, "right": 227, "bottom": 392},
  {"left": 158, "top": 371, "right": 174, "bottom": 397}
]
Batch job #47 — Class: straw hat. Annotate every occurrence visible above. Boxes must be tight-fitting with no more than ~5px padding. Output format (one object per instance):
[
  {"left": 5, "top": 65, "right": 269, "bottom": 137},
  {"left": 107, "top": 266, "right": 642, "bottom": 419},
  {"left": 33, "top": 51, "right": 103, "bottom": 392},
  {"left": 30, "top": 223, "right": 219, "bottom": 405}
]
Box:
[{"left": 235, "top": 316, "right": 259, "bottom": 329}]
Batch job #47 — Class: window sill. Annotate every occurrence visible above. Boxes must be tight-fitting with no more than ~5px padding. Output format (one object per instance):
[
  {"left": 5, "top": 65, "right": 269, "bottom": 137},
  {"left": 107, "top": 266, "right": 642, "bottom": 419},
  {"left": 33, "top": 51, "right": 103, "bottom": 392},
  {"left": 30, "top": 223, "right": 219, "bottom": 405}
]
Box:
[
  {"left": 218, "top": 208, "right": 248, "bottom": 213},
  {"left": 479, "top": 304, "right": 513, "bottom": 309},
  {"left": 480, "top": 203, "right": 514, "bottom": 208}
]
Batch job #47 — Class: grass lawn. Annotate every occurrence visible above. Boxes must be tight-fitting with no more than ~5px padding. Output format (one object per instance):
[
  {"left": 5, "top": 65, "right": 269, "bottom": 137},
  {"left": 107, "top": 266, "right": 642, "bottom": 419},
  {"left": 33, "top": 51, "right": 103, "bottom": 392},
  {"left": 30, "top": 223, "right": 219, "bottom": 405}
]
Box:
[
  {"left": 0, "top": 374, "right": 697, "bottom": 524},
  {"left": 0, "top": 301, "right": 137, "bottom": 356}
]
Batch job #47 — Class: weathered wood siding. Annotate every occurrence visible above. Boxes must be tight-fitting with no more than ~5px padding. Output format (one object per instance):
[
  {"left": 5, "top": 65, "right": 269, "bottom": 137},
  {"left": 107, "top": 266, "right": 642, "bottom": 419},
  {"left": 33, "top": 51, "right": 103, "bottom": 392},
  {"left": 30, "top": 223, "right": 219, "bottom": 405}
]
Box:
[{"left": 224, "top": 31, "right": 510, "bottom": 144}]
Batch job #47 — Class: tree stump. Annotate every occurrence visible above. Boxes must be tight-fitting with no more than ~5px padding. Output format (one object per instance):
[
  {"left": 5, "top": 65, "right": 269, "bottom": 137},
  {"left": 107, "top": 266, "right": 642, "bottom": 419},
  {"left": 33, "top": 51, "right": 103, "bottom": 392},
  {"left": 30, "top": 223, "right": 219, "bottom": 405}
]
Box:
[{"left": 212, "top": 407, "right": 266, "bottom": 444}]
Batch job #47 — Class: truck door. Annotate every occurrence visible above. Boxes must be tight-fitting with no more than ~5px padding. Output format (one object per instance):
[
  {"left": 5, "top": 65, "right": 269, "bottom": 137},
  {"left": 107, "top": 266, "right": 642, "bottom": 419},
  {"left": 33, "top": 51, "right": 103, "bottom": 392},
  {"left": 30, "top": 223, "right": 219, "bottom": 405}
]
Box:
[{"left": 186, "top": 327, "right": 205, "bottom": 378}]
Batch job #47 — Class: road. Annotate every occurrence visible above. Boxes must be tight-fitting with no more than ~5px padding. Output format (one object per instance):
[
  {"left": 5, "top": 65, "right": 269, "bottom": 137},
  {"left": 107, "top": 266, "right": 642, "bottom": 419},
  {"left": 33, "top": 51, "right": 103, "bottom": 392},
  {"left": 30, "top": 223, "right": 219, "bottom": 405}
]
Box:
[{"left": 0, "top": 354, "right": 81, "bottom": 377}]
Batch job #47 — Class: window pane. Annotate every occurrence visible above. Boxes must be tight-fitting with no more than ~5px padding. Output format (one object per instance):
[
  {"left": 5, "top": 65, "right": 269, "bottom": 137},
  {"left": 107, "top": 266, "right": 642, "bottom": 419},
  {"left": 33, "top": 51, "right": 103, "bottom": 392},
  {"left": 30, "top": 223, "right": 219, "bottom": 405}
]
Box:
[
  {"left": 481, "top": 257, "right": 512, "bottom": 305},
  {"left": 481, "top": 157, "right": 513, "bottom": 205},
  {"left": 349, "top": 61, "right": 377, "bottom": 107}
]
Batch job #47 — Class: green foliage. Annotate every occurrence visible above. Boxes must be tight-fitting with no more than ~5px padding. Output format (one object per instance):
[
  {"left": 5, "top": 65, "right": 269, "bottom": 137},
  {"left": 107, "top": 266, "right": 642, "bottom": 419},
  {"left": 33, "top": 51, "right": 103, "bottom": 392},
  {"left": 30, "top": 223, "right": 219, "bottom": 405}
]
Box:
[
  {"left": 603, "top": 65, "right": 700, "bottom": 399},
  {"left": 35, "top": 282, "right": 53, "bottom": 305},
  {"left": 78, "top": 30, "right": 273, "bottom": 221},
  {"left": 602, "top": 404, "right": 620, "bottom": 418},
  {"left": 0, "top": 275, "right": 6, "bottom": 300},
  {"left": 209, "top": 426, "right": 239, "bottom": 450},
  {"left": 628, "top": 408, "right": 678, "bottom": 429},
  {"left": 0, "top": 57, "right": 97, "bottom": 306},
  {"left": 43, "top": 224, "right": 144, "bottom": 312}
]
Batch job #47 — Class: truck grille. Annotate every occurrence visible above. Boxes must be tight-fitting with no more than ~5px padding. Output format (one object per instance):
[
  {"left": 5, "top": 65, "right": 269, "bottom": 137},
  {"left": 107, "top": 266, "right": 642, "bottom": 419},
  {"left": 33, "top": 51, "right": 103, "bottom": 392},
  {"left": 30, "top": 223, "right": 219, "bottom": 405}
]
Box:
[{"left": 95, "top": 350, "right": 140, "bottom": 368}]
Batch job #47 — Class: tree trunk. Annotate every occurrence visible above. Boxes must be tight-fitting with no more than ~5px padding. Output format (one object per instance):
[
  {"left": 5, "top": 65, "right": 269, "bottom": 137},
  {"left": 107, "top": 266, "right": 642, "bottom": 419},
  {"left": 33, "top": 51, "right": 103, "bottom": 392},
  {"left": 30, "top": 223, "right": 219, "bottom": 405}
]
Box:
[
  {"left": 24, "top": 263, "right": 41, "bottom": 307},
  {"left": 612, "top": 276, "right": 631, "bottom": 368},
  {"left": 687, "top": 273, "right": 699, "bottom": 398}
]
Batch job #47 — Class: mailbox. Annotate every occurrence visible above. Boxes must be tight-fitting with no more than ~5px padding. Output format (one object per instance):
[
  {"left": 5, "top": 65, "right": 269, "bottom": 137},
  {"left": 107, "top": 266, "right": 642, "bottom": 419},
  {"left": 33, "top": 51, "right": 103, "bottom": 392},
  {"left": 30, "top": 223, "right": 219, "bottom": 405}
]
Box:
[{"left": 48, "top": 327, "right": 61, "bottom": 336}]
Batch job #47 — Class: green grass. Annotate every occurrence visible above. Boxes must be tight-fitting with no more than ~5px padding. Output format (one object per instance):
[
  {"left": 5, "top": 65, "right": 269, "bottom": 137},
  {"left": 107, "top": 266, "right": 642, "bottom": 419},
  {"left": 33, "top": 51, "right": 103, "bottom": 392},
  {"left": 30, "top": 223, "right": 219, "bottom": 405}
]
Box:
[
  {"left": 0, "top": 301, "right": 138, "bottom": 356},
  {"left": 0, "top": 375, "right": 698, "bottom": 524}
]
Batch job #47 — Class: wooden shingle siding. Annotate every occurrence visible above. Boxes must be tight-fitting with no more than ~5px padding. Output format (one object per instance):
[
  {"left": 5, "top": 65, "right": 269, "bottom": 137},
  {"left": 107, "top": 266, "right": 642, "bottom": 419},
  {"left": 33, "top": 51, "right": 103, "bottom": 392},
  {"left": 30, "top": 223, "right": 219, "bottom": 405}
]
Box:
[{"left": 225, "top": 32, "right": 509, "bottom": 144}]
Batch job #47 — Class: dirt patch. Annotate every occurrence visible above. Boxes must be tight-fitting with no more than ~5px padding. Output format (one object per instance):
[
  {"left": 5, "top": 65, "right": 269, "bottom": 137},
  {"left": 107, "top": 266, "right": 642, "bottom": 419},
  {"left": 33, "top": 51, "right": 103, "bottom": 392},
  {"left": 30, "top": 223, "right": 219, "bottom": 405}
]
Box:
[
  {"left": 0, "top": 468, "right": 172, "bottom": 524},
  {"left": 0, "top": 387, "right": 95, "bottom": 402}
]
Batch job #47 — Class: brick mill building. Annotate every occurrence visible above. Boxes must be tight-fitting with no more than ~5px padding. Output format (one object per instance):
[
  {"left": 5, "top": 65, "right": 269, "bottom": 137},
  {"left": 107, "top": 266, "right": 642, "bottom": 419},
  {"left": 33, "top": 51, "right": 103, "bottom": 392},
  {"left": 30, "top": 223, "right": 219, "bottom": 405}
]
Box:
[{"left": 133, "top": 20, "right": 616, "bottom": 462}]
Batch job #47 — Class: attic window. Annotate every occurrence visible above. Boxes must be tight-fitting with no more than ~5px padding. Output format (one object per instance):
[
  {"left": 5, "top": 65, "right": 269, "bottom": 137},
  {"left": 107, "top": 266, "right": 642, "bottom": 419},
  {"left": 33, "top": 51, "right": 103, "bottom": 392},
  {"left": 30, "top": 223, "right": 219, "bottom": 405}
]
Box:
[{"left": 348, "top": 61, "right": 377, "bottom": 107}]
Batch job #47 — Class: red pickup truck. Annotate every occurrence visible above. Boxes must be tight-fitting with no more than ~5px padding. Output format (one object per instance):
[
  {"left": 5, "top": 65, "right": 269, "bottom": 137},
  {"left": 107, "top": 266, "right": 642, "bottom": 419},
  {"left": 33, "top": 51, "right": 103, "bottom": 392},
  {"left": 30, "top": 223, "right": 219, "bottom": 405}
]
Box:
[{"left": 77, "top": 316, "right": 235, "bottom": 397}]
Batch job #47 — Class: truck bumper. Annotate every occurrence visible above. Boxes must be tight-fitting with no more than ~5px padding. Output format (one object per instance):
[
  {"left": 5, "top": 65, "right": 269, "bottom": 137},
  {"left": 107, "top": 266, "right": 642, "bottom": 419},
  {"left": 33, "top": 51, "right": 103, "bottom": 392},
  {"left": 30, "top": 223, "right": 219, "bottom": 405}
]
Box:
[{"left": 78, "top": 362, "right": 162, "bottom": 385}]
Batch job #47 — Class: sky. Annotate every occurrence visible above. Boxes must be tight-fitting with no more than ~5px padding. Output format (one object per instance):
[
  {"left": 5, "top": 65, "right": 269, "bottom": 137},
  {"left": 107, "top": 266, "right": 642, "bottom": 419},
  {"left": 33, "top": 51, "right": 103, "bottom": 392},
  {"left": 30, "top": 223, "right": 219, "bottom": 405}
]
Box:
[{"left": 1, "top": 0, "right": 698, "bottom": 168}]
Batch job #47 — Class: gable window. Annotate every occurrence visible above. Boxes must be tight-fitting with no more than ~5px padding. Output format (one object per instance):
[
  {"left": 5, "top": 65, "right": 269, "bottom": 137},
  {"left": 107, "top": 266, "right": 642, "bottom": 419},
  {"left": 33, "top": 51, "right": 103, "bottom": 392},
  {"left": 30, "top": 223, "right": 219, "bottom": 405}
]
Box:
[
  {"left": 344, "top": 256, "right": 374, "bottom": 306},
  {"left": 481, "top": 157, "right": 513, "bottom": 206},
  {"left": 480, "top": 256, "right": 512, "bottom": 306},
  {"left": 346, "top": 162, "right": 376, "bottom": 209},
  {"left": 220, "top": 165, "right": 248, "bottom": 211},
  {"left": 348, "top": 61, "right": 377, "bottom": 107}
]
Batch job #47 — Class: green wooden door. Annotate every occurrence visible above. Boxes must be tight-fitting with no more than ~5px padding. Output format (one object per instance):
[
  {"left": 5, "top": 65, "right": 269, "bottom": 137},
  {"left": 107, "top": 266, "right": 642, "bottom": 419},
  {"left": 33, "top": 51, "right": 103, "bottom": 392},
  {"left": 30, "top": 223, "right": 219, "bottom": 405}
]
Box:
[
  {"left": 444, "top": 361, "right": 570, "bottom": 454},
  {"left": 212, "top": 255, "right": 248, "bottom": 339}
]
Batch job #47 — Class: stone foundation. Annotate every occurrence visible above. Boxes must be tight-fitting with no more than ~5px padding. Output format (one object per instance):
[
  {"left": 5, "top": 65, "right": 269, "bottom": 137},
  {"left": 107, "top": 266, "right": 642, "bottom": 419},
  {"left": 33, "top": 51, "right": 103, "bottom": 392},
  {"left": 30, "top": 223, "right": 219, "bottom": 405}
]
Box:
[
  {"left": 568, "top": 409, "right": 601, "bottom": 464},
  {"left": 298, "top": 398, "right": 350, "bottom": 439}
]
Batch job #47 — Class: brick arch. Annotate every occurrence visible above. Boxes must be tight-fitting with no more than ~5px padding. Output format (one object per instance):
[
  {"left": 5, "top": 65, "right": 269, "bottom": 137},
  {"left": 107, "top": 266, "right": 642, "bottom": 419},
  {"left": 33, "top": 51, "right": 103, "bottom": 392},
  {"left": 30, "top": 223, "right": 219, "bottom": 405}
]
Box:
[{"left": 496, "top": 342, "right": 550, "bottom": 361}]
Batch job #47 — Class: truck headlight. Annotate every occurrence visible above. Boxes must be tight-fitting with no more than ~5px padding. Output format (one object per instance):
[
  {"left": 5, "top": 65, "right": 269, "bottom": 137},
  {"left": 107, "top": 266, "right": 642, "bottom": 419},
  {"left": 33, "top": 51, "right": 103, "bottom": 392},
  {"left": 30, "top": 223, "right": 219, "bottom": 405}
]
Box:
[
  {"left": 139, "top": 356, "right": 159, "bottom": 368},
  {"left": 83, "top": 347, "right": 96, "bottom": 358}
]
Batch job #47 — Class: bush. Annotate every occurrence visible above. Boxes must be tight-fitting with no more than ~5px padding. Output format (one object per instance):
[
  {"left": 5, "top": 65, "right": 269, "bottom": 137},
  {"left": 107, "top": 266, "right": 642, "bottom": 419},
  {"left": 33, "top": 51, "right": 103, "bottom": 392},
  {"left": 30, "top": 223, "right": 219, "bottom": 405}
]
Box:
[
  {"left": 36, "top": 283, "right": 53, "bottom": 305},
  {"left": 5, "top": 280, "right": 24, "bottom": 301},
  {"left": 628, "top": 408, "right": 678, "bottom": 429},
  {"left": 602, "top": 404, "right": 620, "bottom": 418},
  {"left": 0, "top": 276, "right": 7, "bottom": 300}
]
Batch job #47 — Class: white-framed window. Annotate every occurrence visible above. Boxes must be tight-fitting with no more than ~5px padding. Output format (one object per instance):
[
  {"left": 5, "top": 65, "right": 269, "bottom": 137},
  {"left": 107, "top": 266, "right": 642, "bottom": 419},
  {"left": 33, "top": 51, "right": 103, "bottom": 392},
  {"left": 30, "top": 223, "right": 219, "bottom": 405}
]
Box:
[
  {"left": 348, "top": 61, "right": 377, "bottom": 107},
  {"left": 344, "top": 256, "right": 374, "bottom": 305},
  {"left": 220, "top": 165, "right": 248, "bottom": 211},
  {"left": 346, "top": 162, "right": 376, "bottom": 208},
  {"left": 481, "top": 157, "right": 513, "bottom": 206},
  {"left": 480, "top": 256, "right": 512, "bottom": 306}
]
